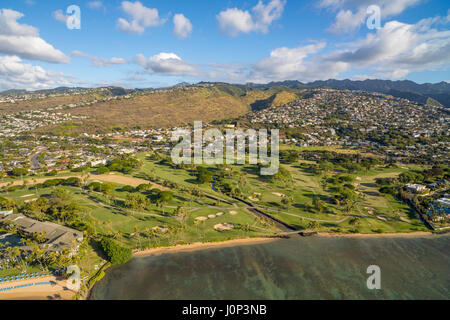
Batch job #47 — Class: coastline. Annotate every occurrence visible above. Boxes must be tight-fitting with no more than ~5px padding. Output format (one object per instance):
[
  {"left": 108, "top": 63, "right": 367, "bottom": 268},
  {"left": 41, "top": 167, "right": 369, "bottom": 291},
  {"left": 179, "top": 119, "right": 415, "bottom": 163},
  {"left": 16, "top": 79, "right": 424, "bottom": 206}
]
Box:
[
  {"left": 132, "top": 237, "right": 277, "bottom": 257},
  {"left": 317, "top": 231, "right": 433, "bottom": 238},
  {"left": 132, "top": 231, "right": 435, "bottom": 258},
  {"left": 4, "top": 232, "right": 436, "bottom": 300},
  {"left": 87, "top": 231, "right": 440, "bottom": 300}
]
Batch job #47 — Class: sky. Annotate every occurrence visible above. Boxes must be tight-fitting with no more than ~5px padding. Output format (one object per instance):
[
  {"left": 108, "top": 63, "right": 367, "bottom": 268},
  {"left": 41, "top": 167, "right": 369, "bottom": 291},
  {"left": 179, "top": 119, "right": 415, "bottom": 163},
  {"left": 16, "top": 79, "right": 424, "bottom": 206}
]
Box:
[{"left": 0, "top": 0, "right": 449, "bottom": 90}]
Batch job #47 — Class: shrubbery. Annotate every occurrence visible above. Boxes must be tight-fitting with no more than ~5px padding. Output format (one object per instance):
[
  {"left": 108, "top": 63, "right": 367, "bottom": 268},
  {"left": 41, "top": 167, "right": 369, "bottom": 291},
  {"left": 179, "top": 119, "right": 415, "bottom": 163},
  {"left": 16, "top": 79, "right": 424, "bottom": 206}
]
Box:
[
  {"left": 101, "top": 238, "right": 132, "bottom": 265},
  {"left": 106, "top": 156, "right": 141, "bottom": 174}
]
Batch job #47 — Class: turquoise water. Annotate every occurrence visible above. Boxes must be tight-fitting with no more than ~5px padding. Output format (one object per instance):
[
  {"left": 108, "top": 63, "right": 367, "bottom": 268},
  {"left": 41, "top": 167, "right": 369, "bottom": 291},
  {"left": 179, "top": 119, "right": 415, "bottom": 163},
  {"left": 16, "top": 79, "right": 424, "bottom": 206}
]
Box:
[{"left": 90, "top": 235, "right": 450, "bottom": 300}]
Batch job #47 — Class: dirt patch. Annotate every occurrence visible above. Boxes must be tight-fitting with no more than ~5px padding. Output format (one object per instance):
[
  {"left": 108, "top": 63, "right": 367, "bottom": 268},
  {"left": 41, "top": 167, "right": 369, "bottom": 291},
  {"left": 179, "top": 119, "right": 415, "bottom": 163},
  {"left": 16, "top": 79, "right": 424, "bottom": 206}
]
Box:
[
  {"left": 0, "top": 173, "right": 168, "bottom": 191},
  {"left": 94, "top": 174, "right": 167, "bottom": 190}
]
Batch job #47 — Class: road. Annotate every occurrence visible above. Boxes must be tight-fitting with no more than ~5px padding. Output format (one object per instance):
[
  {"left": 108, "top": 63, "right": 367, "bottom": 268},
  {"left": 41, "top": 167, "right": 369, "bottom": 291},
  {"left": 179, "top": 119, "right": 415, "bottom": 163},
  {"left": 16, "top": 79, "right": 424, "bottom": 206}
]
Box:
[{"left": 29, "top": 147, "right": 46, "bottom": 171}]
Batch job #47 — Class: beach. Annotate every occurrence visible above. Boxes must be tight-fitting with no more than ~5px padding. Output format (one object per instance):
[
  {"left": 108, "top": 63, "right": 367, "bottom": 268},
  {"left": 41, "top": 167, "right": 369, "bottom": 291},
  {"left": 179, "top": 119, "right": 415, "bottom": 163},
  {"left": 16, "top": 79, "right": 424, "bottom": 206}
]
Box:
[
  {"left": 133, "top": 237, "right": 277, "bottom": 257},
  {"left": 317, "top": 231, "right": 433, "bottom": 238},
  {"left": 132, "top": 231, "right": 435, "bottom": 257},
  {"left": 0, "top": 276, "right": 76, "bottom": 300}
]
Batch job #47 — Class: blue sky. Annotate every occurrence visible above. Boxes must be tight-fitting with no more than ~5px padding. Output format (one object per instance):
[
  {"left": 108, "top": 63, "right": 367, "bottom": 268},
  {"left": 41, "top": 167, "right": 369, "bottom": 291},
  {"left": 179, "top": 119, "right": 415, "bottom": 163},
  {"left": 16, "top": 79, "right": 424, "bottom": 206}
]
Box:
[{"left": 0, "top": 0, "right": 449, "bottom": 90}]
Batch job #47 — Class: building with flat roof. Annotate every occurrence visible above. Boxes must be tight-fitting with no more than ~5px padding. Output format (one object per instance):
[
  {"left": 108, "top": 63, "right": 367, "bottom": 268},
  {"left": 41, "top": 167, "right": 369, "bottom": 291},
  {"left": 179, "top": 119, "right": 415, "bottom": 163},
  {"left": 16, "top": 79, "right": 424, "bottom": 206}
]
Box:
[{"left": 0, "top": 214, "right": 83, "bottom": 252}]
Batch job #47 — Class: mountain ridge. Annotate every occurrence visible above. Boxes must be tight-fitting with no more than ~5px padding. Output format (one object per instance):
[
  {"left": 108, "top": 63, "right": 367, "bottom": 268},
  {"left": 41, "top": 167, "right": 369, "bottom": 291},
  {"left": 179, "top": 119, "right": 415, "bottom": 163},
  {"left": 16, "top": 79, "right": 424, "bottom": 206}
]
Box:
[
  {"left": 244, "top": 79, "right": 450, "bottom": 107},
  {"left": 2, "top": 79, "right": 449, "bottom": 108}
]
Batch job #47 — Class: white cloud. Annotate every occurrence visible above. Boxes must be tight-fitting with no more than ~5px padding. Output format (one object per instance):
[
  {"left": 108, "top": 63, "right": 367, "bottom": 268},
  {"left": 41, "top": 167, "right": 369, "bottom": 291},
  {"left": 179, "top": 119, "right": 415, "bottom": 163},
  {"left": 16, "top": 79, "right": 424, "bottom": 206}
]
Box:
[
  {"left": 134, "top": 53, "right": 199, "bottom": 76},
  {"left": 87, "top": 1, "right": 104, "bottom": 10},
  {"left": 0, "top": 9, "right": 38, "bottom": 36},
  {"left": 217, "top": 0, "right": 286, "bottom": 36},
  {"left": 217, "top": 9, "right": 254, "bottom": 36},
  {"left": 248, "top": 42, "right": 349, "bottom": 82},
  {"left": 326, "top": 16, "right": 450, "bottom": 77},
  {"left": 117, "top": 1, "right": 165, "bottom": 34},
  {"left": 251, "top": 43, "right": 326, "bottom": 79},
  {"left": 205, "top": 12, "right": 450, "bottom": 83},
  {"left": 319, "top": 0, "right": 423, "bottom": 33},
  {"left": 71, "top": 51, "right": 128, "bottom": 67},
  {"left": 0, "top": 55, "right": 76, "bottom": 90},
  {"left": 173, "top": 14, "right": 192, "bottom": 39},
  {"left": 196, "top": 42, "right": 347, "bottom": 83},
  {"left": 0, "top": 9, "right": 69, "bottom": 63},
  {"left": 52, "top": 9, "right": 69, "bottom": 24}
]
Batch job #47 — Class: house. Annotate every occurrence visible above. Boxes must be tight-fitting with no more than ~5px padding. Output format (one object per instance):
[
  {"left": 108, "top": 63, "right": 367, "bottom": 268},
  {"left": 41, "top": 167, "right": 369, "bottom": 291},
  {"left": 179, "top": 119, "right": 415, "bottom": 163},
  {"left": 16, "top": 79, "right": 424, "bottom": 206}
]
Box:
[
  {"left": 91, "top": 159, "right": 107, "bottom": 167},
  {"left": 405, "top": 184, "right": 428, "bottom": 194}
]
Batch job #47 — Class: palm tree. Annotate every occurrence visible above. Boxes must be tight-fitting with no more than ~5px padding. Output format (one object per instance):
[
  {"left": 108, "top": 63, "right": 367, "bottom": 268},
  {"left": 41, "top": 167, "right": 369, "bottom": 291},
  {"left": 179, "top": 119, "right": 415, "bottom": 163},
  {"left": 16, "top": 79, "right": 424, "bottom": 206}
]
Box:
[
  {"left": 349, "top": 217, "right": 361, "bottom": 227},
  {"left": 240, "top": 223, "right": 250, "bottom": 237},
  {"left": 307, "top": 221, "right": 320, "bottom": 230}
]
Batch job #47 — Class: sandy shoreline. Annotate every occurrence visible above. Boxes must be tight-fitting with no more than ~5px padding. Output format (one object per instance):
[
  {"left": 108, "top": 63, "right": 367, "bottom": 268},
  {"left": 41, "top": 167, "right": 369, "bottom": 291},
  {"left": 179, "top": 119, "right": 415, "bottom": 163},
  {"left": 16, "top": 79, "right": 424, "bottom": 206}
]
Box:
[
  {"left": 133, "top": 232, "right": 437, "bottom": 257},
  {"left": 317, "top": 231, "right": 433, "bottom": 238},
  {"left": 133, "top": 237, "right": 277, "bottom": 257},
  {"left": 0, "top": 276, "right": 76, "bottom": 300},
  {"left": 133, "top": 231, "right": 437, "bottom": 257}
]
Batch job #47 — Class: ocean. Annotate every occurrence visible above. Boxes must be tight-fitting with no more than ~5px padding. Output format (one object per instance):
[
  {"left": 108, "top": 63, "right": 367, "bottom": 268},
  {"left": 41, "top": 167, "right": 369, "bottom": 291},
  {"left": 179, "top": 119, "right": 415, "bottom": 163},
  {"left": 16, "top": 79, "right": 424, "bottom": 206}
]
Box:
[{"left": 90, "top": 234, "right": 450, "bottom": 300}]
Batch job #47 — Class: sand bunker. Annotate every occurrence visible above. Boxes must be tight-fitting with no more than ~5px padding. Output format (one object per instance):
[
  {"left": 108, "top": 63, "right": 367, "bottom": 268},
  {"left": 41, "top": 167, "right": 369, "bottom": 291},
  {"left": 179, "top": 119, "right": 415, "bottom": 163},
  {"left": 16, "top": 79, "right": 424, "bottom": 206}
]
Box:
[
  {"left": 20, "top": 194, "right": 34, "bottom": 198},
  {"left": 208, "top": 214, "right": 216, "bottom": 219},
  {"left": 229, "top": 211, "right": 238, "bottom": 216},
  {"left": 272, "top": 192, "right": 286, "bottom": 197},
  {"left": 216, "top": 212, "right": 224, "bottom": 217},
  {"left": 377, "top": 216, "right": 388, "bottom": 222},
  {"left": 24, "top": 198, "right": 38, "bottom": 203},
  {"left": 214, "top": 223, "right": 235, "bottom": 232},
  {"left": 400, "top": 217, "right": 412, "bottom": 223},
  {"left": 195, "top": 216, "right": 208, "bottom": 221},
  {"left": 248, "top": 196, "right": 260, "bottom": 202}
]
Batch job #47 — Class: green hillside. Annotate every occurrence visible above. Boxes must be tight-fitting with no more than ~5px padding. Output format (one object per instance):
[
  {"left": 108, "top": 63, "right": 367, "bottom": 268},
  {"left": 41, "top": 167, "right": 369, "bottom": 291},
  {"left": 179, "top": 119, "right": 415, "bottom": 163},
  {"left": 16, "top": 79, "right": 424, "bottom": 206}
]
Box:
[{"left": 33, "top": 85, "right": 303, "bottom": 134}]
